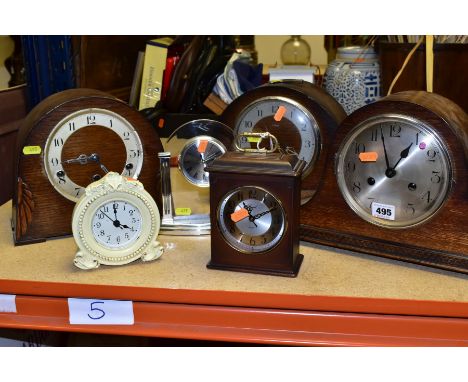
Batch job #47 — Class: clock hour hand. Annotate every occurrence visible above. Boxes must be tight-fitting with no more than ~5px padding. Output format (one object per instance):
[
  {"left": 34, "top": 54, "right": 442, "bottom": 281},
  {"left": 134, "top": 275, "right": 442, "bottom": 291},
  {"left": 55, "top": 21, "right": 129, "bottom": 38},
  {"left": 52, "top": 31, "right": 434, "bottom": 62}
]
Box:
[
  {"left": 242, "top": 202, "right": 258, "bottom": 227},
  {"left": 62, "top": 153, "right": 109, "bottom": 174},
  {"left": 391, "top": 142, "right": 413, "bottom": 171}
]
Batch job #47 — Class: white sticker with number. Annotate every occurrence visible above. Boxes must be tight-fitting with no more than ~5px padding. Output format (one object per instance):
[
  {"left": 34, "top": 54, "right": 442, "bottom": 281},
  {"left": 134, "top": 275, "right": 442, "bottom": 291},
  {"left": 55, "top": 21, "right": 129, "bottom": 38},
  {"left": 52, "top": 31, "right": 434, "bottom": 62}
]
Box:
[
  {"left": 371, "top": 202, "right": 396, "bottom": 221},
  {"left": 0, "top": 294, "right": 16, "bottom": 313},
  {"left": 68, "top": 298, "right": 134, "bottom": 325}
]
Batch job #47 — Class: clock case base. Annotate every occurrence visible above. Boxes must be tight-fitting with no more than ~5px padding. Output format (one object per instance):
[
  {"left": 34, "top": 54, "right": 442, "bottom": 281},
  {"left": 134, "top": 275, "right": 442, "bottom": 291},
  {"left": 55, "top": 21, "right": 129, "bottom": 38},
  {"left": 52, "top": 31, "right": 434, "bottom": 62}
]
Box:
[
  {"left": 207, "top": 253, "right": 304, "bottom": 278},
  {"left": 300, "top": 91, "right": 468, "bottom": 274}
]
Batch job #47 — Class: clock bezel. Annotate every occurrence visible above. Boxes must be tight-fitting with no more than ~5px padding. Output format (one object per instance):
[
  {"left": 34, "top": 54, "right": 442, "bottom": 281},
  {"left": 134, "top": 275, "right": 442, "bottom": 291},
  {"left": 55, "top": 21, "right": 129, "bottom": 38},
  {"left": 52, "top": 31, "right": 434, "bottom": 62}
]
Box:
[
  {"left": 216, "top": 185, "right": 287, "bottom": 254},
  {"left": 73, "top": 173, "right": 162, "bottom": 267},
  {"left": 178, "top": 135, "right": 227, "bottom": 188},
  {"left": 43, "top": 107, "right": 144, "bottom": 202},
  {"left": 335, "top": 113, "right": 453, "bottom": 229}
]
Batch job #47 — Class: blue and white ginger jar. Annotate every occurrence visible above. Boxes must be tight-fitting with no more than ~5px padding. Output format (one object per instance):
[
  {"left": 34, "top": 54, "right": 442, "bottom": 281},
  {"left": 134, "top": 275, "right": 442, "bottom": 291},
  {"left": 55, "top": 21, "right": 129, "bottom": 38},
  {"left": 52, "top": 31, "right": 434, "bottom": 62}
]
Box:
[{"left": 323, "top": 46, "right": 381, "bottom": 115}]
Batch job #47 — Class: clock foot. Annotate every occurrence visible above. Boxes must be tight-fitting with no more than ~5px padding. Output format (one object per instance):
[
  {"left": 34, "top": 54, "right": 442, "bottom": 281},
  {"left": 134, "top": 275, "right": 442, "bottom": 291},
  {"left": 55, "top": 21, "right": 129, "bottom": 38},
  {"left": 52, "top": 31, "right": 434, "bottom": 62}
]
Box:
[
  {"left": 141, "top": 241, "right": 164, "bottom": 262},
  {"left": 73, "top": 250, "right": 100, "bottom": 270}
]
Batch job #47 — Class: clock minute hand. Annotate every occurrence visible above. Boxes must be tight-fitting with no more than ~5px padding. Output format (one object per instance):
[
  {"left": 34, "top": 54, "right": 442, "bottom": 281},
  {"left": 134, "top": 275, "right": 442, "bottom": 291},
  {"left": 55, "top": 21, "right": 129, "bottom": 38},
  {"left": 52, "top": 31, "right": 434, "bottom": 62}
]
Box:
[
  {"left": 253, "top": 207, "right": 277, "bottom": 220},
  {"left": 99, "top": 209, "right": 116, "bottom": 223},
  {"left": 380, "top": 127, "right": 391, "bottom": 170}
]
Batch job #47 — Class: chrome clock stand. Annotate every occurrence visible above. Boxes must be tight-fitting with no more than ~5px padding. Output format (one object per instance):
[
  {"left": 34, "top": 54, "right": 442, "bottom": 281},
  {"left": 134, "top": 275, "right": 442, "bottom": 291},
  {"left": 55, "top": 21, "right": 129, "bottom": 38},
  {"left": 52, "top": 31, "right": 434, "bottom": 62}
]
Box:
[{"left": 158, "top": 152, "right": 211, "bottom": 235}]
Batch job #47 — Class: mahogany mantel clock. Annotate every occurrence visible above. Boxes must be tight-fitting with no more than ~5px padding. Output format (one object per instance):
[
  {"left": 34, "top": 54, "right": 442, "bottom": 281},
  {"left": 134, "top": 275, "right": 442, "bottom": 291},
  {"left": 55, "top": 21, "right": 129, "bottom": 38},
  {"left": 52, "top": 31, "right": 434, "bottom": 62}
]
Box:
[
  {"left": 207, "top": 150, "right": 306, "bottom": 277},
  {"left": 12, "top": 88, "right": 164, "bottom": 245},
  {"left": 300, "top": 91, "right": 468, "bottom": 274}
]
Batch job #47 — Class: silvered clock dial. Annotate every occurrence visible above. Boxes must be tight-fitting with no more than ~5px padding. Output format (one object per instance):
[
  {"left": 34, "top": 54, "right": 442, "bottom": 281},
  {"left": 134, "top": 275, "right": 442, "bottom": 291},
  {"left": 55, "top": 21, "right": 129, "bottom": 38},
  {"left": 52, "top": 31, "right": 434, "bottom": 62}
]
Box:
[
  {"left": 217, "top": 186, "right": 286, "bottom": 253},
  {"left": 336, "top": 115, "right": 452, "bottom": 228},
  {"left": 178, "top": 135, "right": 226, "bottom": 187},
  {"left": 233, "top": 96, "right": 320, "bottom": 178}
]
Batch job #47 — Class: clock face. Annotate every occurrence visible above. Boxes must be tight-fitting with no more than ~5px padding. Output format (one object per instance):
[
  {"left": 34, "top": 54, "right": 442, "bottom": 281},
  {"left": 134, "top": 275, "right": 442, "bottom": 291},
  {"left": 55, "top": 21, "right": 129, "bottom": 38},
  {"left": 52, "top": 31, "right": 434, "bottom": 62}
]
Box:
[
  {"left": 91, "top": 200, "right": 142, "bottom": 249},
  {"left": 233, "top": 96, "right": 320, "bottom": 178},
  {"left": 179, "top": 136, "right": 226, "bottom": 187},
  {"left": 217, "top": 186, "right": 286, "bottom": 253},
  {"left": 336, "top": 115, "right": 452, "bottom": 228},
  {"left": 44, "top": 108, "right": 144, "bottom": 201}
]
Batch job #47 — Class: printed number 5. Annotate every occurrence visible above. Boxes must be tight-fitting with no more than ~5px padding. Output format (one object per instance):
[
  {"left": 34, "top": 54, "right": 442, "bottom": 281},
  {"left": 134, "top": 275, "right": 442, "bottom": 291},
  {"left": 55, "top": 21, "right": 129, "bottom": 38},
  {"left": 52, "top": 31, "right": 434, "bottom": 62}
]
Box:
[{"left": 87, "top": 301, "right": 105, "bottom": 320}]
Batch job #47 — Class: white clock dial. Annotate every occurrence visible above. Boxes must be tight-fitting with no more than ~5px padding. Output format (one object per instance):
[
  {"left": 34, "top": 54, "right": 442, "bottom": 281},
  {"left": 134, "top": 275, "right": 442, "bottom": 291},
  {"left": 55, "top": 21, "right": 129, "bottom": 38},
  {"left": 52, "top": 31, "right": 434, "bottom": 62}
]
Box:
[
  {"left": 234, "top": 96, "right": 320, "bottom": 178},
  {"left": 91, "top": 200, "right": 142, "bottom": 249},
  {"left": 44, "top": 108, "right": 144, "bottom": 201}
]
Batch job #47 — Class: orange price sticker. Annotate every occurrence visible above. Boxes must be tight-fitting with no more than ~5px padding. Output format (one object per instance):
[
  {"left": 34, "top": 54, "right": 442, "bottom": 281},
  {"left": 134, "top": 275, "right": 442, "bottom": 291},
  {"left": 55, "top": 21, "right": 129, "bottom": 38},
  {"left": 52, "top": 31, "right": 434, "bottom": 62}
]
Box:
[
  {"left": 230, "top": 208, "right": 249, "bottom": 223},
  {"left": 359, "top": 151, "right": 379, "bottom": 162},
  {"left": 197, "top": 139, "right": 209, "bottom": 153},
  {"left": 273, "top": 106, "right": 287, "bottom": 122}
]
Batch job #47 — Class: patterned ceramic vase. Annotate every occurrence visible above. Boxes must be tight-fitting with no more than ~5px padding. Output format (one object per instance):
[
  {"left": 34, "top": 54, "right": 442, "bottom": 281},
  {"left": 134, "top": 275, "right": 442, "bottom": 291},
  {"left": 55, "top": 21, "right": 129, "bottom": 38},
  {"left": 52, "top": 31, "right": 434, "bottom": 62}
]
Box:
[{"left": 323, "top": 46, "right": 381, "bottom": 115}]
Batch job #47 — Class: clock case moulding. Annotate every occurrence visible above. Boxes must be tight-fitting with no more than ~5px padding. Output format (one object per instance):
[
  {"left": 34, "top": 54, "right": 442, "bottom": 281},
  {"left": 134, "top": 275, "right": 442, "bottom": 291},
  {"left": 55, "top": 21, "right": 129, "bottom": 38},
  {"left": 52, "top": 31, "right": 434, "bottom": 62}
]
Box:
[
  {"left": 221, "top": 81, "right": 346, "bottom": 203},
  {"left": 300, "top": 91, "right": 468, "bottom": 274},
  {"left": 12, "top": 88, "right": 164, "bottom": 245}
]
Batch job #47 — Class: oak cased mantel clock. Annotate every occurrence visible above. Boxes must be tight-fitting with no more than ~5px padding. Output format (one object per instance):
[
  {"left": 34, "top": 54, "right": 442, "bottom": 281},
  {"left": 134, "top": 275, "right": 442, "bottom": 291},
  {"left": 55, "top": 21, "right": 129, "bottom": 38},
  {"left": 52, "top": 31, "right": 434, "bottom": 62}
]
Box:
[
  {"left": 12, "top": 88, "right": 164, "bottom": 245},
  {"left": 221, "top": 80, "right": 346, "bottom": 204},
  {"left": 300, "top": 91, "right": 468, "bottom": 274},
  {"left": 207, "top": 151, "right": 306, "bottom": 277}
]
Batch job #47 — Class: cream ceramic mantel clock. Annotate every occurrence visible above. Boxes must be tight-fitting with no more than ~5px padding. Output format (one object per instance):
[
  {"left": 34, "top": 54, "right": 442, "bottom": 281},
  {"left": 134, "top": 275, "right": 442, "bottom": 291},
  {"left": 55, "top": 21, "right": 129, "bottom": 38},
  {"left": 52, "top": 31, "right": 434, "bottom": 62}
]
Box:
[{"left": 72, "top": 172, "right": 163, "bottom": 270}]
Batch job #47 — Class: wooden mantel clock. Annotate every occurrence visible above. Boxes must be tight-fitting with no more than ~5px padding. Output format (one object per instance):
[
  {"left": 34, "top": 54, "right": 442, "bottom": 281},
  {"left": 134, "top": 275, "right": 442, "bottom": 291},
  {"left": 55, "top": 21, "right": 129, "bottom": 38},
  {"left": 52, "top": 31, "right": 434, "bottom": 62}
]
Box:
[
  {"left": 221, "top": 80, "right": 346, "bottom": 204},
  {"left": 206, "top": 147, "right": 306, "bottom": 277},
  {"left": 12, "top": 88, "right": 164, "bottom": 245},
  {"left": 300, "top": 91, "right": 468, "bottom": 274}
]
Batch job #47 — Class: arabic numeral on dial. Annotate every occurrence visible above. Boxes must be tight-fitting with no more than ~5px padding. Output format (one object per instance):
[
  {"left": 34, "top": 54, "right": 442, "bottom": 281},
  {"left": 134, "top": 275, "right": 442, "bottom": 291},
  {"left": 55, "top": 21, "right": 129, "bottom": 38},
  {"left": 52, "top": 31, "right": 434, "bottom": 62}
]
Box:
[
  {"left": 257, "top": 109, "right": 263, "bottom": 117},
  {"left": 352, "top": 181, "right": 361, "bottom": 193},
  {"left": 421, "top": 191, "right": 432, "bottom": 203},
  {"left": 87, "top": 115, "right": 96, "bottom": 125},
  {"left": 54, "top": 138, "right": 64, "bottom": 147},
  {"left": 367, "top": 198, "right": 375, "bottom": 208},
  {"left": 130, "top": 149, "right": 141, "bottom": 158},
  {"left": 389, "top": 124, "right": 401, "bottom": 137},
  {"left": 123, "top": 132, "right": 130, "bottom": 141},
  {"left": 406, "top": 203, "right": 415, "bottom": 215},
  {"left": 370, "top": 128, "right": 378, "bottom": 142},
  {"left": 68, "top": 122, "right": 76, "bottom": 131},
  {"left": 116, "top": 236, "right": 121, "bottom": 244},
  {"left": 271, "top": 105, "right": 279, "bottom": 113},
  {"left": 125, "top": 233, "right": 129, "bottom": 239},
  {"left": 109, "top": 119, "right": 113, "bottom": 127},
  {"left": 250, "top": 237, "right": 256, "bottom": 245},
  {"left": 51, "top": 158, "right": 59, "bottom": 166},
  {"left": 415, "top": 132, "right": 421, "bottom": 145},
  {"left": 426, "top": 149, "right": 438, "bottom": 162},
  {"left": 244, "top": 121, "right": 253, "bottom": 128},
  {"left": 431, "top": 171, "right": 441, "bottom": 183},
  {"left": 74, "top": 187, "right": 81, "bottom": 197},
  {"left": 354, "top": 142, "right": 366, "bottom": 154},
  {"left": 347, "top": 161, "right": 356, "bottom": 172},
  {"left": 99, "top": 230, "right": 105, "bottom": 236}
]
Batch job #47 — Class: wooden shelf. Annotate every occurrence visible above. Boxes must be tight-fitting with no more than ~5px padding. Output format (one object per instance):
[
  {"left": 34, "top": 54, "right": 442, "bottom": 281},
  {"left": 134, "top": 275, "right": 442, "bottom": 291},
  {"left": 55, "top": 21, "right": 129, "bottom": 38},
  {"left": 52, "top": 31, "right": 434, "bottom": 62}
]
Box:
[{"left": 1, "top": 201, "right": 468, "bottom": 346}]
